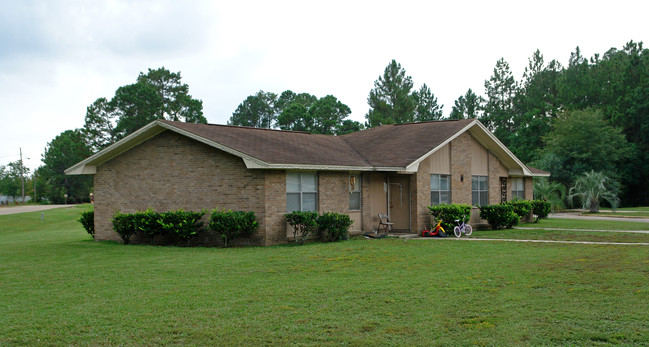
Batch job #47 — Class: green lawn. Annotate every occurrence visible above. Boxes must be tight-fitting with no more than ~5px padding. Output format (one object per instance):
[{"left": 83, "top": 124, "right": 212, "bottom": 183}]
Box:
[
  {"left": 519, "top": 218, "right": 649, "bottom": 231},
  {"left": 584, "top": 211, "right": 649, "bottom": 218},
  {"left": 616, "top": 206, "right": 649, "bottom": 212},
  {"left": 1, "top": 206, "right": 649, "bottom": 345}
]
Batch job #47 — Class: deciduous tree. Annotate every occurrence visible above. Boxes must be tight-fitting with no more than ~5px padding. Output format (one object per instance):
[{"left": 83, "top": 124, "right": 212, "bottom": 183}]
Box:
[
  {"left": 228, "top": 90, "right": 277, "bottom": 128},
  {"left": 39, "top": 129, "right": 93, "bottom": 204}
]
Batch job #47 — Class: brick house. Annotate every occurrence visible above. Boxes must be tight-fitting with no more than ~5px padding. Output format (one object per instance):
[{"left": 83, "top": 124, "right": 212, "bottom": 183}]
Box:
[{"left": 66, "top": 118, "right": 549, "bottom": 246}]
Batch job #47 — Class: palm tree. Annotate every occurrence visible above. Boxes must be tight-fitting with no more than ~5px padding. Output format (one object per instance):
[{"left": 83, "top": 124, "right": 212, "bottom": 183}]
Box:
[
  {"left": 569, "top": 170, "right": 620, "bottom": 213},
  {"left": 534, "top": 178, "right": 566, "bottom": 212}
]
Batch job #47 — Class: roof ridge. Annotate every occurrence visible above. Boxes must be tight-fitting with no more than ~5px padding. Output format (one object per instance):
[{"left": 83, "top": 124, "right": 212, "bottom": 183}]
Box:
[{"left": 160, "top": 119, "right": 315, "bottom": 135}]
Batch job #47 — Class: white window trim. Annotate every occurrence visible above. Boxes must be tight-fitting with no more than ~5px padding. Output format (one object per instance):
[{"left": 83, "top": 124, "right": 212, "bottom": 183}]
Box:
[
  {"left": 472, "top": 175, "right": 489, "bottom": 206},
  {"left": 286, "top": 172, "right": 318, "bottom": 212},
  {"left": 349, "top": 174, "right": 362, "bottom": 211},
  {"left": 512, "top": 177, "right": 525, "bottom": 200},
  {"left": 430, "top": 174, "right": 451, "bottom": 205}
]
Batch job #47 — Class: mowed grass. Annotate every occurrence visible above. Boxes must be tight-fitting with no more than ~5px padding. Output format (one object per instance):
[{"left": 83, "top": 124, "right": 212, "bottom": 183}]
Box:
[
  {"left": 585, "top": 211, "right": 649, "bottom": 218},
  {"left": 1, "top": 207, "right": 649, "bottom": 345},
  {"left": 519, "top": 218, "right": 649, "bottom": 231},
  {"left": 466, "top": 218, "right": 649, "bottom": 243}
]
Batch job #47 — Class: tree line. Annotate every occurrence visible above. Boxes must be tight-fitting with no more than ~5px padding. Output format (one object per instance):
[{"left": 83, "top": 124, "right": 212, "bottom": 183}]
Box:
[{"left": 5, "top": 40, "right": 646, "bottom": 206}]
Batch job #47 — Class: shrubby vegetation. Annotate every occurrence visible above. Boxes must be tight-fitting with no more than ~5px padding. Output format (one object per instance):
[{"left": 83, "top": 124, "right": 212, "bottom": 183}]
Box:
[
  {"left": 111, "top": 209, "right": 206, "bottom": 245},
  {"left": 428, "top": 204, "right": 472, "bottom": 231},
  {"left": 503, "top": 200, "right": 532, "bottom": 220},
  {"left": 317, "top": 212, "right": 354, "bottom": 242},
  {"left": 209, "top": 209, "right": 258, "bottom": 247},
  {"left": 479, "top": 205, "right": 520, "bottom": 230},
  {"left": 531, "top": 200, "right": 551, "bottom": 222},
  {"left": 285, "top": 211, "right": 318, "bottom": 245},
  {"left": 569, "top": 170, "right": 620, "bottom": 213},
  {"left": 78, "top": 210, "right": 94, "bottom": 237}
]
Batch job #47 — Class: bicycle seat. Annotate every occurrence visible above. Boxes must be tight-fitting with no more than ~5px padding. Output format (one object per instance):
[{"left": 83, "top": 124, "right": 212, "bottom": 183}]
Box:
[{"left": 454, "top": 219, "right": 460, "bottom": 223}]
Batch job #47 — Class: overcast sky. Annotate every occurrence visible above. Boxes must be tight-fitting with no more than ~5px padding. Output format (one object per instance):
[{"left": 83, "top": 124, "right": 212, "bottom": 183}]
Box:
[{"left": 1, "top": 0, "right": 647, "bottom": 171}]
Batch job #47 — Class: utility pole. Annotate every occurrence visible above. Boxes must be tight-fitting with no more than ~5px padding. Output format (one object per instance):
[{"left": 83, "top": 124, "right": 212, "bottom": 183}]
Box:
[{"left": 20, "top": 147, "right": 25, "bottom": 203}]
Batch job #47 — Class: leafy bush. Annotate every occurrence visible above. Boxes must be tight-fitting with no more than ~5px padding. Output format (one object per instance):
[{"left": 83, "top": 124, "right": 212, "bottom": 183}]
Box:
[
  {"left": 78, "top": 210, "right": 94, "bottom": 237},
  {"left": 209, "top": 209, "right": 258, "bottom": 247},
  {"left": 285, "top": 211, "right": 318, "bottom": 245},
  {"left": 134, "top": 208, "right": 163, "bottom": 237},
  {"left": 112, "top": 211, "right": 137, "bottom": 244},
  {"left": 317, "top": 212, "right": 353, "bottom": 242},
  {"left": 159, "top": 209, "right": 207, "bottom": 241},
  {"left": 531, "top": 200, "right": 551, "bottom": 223},
  {"left": 479, "top": 205, "right": 519, "bottom": 230},
  {"left": 112, "top": 209, "right": 206, "bottom": 245},
  {"left": 503, "top": 200, "right": 532, "bottom": 220},
  {"left": 428, "top": 204, "right": 472, "bottom": 231}
]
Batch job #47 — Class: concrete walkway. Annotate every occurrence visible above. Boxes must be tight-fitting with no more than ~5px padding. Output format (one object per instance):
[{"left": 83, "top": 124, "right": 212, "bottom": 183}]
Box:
[{"left": 0, "top": 204, "right": 74, "bottom": 215}]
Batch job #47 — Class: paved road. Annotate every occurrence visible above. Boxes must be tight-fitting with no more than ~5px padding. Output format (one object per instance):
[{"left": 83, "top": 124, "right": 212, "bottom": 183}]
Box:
[
  {"left": 550, "top": 212, "right": 649, "bottom": 223},
  {"left": 0, "top": 204, "right": 75, "bottom": 215}
]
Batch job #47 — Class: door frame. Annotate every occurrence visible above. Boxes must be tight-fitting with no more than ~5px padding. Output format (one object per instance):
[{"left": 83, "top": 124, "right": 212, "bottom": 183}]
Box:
[{"left": 387, "top": 175, "right": 411, "bottom": 232}]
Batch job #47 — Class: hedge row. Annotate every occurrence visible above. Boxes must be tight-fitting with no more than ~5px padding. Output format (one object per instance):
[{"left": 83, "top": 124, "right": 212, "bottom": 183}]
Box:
[
  {"left": 427, "top": 204, "right": 472, "bottom": 231},
  {"left": 428, "top": 200, "right": 552, "bottom": 231},
  {"left": 112, "top": 209, "right": 207, "bottom": 244},
  {"left": 108, "top": 208, "right": 258, "bottom": 247},
  {"left": 480, "top": 200, "right": 552, "bottom": 229},
  {"left": 285, "top": 211, "right": 354, "bottom": 244}
]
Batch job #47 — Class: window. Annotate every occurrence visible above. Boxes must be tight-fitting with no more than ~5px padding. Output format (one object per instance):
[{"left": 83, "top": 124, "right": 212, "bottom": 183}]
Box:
[
  {"left": 430, "top": 174, "right": 451, "bottom": 205},
  {"left": 349, "top": 174, "right": 361, "bottom": 210},
  {"left": 472, "top": 176, "right": 488, "bottom": 206},
  {"left": 512, "top": 177, "right": 525, "bottom": 200},
  {"left": 287, "top": 172, "right": 318, "bottom": 212}
]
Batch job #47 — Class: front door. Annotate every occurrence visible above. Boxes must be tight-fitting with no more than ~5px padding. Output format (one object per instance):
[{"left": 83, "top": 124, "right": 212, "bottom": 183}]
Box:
[{"left": 388, "top": 175, "right": 410, "bottom": 231}]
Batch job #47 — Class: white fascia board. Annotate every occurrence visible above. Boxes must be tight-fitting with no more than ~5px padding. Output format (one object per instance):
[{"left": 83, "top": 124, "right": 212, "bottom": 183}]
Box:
[
  {"left": 244, "top": 158, "right": 401, "bottom": 172},
  {"left": 404, "top": 120, "right": 478, "bottom": 172}
]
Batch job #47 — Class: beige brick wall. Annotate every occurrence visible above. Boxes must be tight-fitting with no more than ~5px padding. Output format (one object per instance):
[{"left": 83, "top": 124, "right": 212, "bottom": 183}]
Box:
[
  {"left": 413, "top": 156, "right": 431, "bottom": 232},
  {"left": 525, "top": 177, "right": 534, "bottom": 200},
  {"left": 318, "top": 171, "right": 350, "bottom": 214},
  {"left": 263, "top": 170, "right": 287, "bottom": 246},
  {"left": 450, "top": 133, "right": 472, "bottom": 204},
  {"left": 94, "top": 130, "right": 269, "bottom": 246},
  {"left": 488, "top": 151, "right": 504, "bottom": 205}
]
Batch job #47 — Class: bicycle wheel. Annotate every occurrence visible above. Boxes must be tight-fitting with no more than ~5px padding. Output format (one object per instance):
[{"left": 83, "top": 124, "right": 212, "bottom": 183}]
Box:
[
  {"left": 453, "top": 226, "right": 461, "bottom": 237},
  {"left": 464, "top": 225, "right": 473, "bottom": 236}
]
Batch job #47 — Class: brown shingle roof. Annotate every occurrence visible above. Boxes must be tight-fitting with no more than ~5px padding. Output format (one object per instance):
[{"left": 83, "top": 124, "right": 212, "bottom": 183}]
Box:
[
  {"left": 163, "top": 119, "right": 475, "bottom": 168},
  {"left": 341, "top": 119, "right": 475, "bottom": 167},
  {"left": 526, "top": 166, "right": 550, "bottom": 175},
  {"left": 160, "top": 120, "right": 373, "bottom": 167}
]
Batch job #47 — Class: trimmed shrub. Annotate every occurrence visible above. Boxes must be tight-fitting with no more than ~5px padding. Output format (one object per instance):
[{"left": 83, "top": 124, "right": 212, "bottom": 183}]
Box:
[
  {"left": 317, "top": 212, "right": 353, "bottom": 242},
  {"left": 112, "top": 211, "right": 137, "bottom": 244},
  {"left": 78, "top": 210, "right": 94, "bottom": 237},
  {"left": 479, "top": 204, "right": 519, "bottom": 230},
  {"left": 112, "top": 209, "right": 207, "bottom": 245},
  {"left": 134, "top": 208, "right": 163, "bottom": 237},
  {"left": 285, "top": 211, "right": 318, "bottom": 245},
  {"left": 531, "top": 200, "right": 551, "bottom": 223},
  {"left": 209, "top": 209, "right": 258, "bottom": 247},
  {"left": 159, "top": 209, "right": 207, "bottom": 241},
  {"left": 503, "top": 200, "right": 532, "bottom": 220},
  {"left": 428, "top": 204, "right": 472, "bottom": 231}
]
